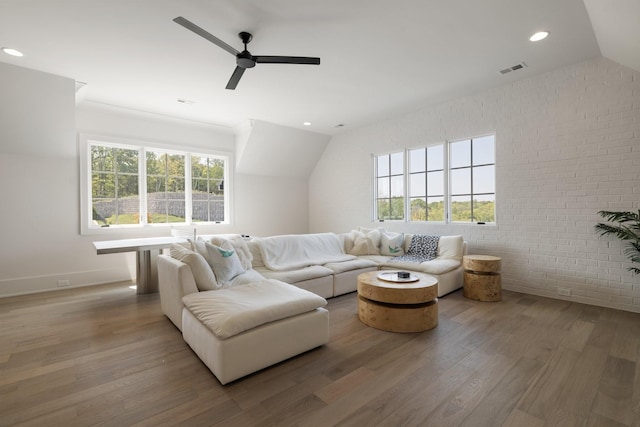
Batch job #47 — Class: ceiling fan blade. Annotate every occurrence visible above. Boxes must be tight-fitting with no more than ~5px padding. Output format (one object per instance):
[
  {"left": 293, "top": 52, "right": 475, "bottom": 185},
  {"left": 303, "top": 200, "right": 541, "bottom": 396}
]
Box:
[
  {"left": 226, "top": 66, "right": 246, "bottom": 90},
  {"left": 173, "top": 16, "right": 239, "bottom": 56},
  {"left": 254, "top": 56, "right": 321, "bottom": 65}
]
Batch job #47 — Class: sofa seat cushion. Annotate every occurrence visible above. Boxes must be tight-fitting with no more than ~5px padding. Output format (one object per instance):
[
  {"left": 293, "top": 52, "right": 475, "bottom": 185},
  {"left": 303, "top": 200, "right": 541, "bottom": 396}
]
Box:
[
  {"left": 324, "top": 258, "right": 378, "bottom": 274},
  {"left": 182, "top": 280, "right": 327, "bottom": 339},
  {"left": 227, "top": 269, "right": 266, "bottom": 287},
  {"left": 357, "top": 255, "right": 394, "bottom": 264},
  {"left": 255, "top": 265, "right": 333, "bottom": 284},
  {"left": 380, "top": 258, "right": 461, "bottom": 275}
]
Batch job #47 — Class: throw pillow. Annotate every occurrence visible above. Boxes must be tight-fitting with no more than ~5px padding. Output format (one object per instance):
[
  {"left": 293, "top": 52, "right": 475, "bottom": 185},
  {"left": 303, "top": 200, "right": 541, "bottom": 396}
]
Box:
[
  {"left": 349, "top": 229, "right": 382, "bottom": 256},
  {"left": 169, "top": 243, "right": 219, "bottom": 291},
  {"left": 197, "top": 241, "right": 246, "bottom": 285},
  {"left": 209, "top": 236, "right": 253, "bottom": 271},
  {"left": 357, "top": 226, "right": 387, "bottom": 234},
  {"left": 380, "top": 231, "right": 405, "bottom": 256}
]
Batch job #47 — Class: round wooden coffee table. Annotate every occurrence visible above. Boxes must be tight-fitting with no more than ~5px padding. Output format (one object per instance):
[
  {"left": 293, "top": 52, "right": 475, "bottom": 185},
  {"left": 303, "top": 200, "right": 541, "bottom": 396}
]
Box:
[{"left": 357, "top": 271, "right": 438, "bottom": 333}]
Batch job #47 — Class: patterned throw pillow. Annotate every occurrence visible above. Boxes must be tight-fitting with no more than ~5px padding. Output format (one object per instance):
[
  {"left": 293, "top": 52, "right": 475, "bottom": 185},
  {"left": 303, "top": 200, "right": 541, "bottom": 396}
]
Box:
[
  {"left": 380, "top": 231, "right": 405, "bottom": 256},
  {"left": 389, "top": 235, "right": 439, "bottom": 264}
]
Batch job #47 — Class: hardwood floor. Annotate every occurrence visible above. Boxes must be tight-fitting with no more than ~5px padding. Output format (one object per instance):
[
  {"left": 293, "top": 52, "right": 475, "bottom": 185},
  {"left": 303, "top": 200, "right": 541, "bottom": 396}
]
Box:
[{"left": 1, "top": 282, "right": 639, "bottom": 426}]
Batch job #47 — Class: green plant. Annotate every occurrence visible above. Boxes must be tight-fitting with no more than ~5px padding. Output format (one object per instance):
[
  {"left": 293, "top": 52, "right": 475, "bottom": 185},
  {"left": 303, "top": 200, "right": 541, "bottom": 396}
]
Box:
[{"left": 595, "top": 210, "right": 640, "bottom": 275}]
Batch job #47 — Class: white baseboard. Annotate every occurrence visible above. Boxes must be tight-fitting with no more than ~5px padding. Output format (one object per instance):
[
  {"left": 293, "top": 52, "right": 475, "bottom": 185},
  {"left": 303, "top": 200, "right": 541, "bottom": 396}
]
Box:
[{"left": 0, "top": 268, "right": 133, "bottom": 298}]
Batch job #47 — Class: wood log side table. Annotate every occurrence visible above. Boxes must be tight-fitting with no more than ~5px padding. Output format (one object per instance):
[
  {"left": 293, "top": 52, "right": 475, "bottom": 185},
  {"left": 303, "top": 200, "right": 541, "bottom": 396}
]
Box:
[
  {"left": 463, "top": 255, "right": 502, "bottom": 302},
  {"left": 357, "top": 271, "right": 438, "bottom": 333}
]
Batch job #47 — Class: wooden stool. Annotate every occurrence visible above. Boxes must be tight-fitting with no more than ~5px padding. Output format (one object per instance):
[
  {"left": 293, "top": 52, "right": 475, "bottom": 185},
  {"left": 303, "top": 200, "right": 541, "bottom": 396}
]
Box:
[{"left": 463, "top": 255, "right": 501, "bottom": 302}]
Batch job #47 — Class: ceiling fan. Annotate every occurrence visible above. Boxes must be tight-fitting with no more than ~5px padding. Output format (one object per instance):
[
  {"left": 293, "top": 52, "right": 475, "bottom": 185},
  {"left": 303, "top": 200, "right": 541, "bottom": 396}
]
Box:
[{"left": 173, "top": 16, "right": 321, "bottom": 90}]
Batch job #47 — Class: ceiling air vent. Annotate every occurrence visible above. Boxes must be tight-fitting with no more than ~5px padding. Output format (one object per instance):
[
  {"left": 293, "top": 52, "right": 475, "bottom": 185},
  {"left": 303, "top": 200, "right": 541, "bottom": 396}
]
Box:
[{"left": 498, "top": 62, "right": 527, "bottom": 75}]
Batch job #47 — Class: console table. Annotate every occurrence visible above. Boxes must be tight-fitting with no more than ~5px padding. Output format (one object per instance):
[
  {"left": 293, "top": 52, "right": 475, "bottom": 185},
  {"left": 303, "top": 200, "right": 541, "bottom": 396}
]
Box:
[{"left": 93, "top": 236, "right": 187, "bottom": 294}]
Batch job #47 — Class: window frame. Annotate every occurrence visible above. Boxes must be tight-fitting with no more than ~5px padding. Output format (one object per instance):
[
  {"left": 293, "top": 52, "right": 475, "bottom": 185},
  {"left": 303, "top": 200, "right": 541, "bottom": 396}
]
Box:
[
  {"left": 407, "top": 142, "right": 446, "bottom": 222},
  {"left": 79, "top": 133, "right": 232, "bottom": 235},
  {"left": 372, "top": 133, "right": 496, "bottom": 225},
  {"left": 448, "top": 134, "right": 496, "bottom": 224},
  {"left": 373, "top": 150, "right": 406, "bottom": 222}
]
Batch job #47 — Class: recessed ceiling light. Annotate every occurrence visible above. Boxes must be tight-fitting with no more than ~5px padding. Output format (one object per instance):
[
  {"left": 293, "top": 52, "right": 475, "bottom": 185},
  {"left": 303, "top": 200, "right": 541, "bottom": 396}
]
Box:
[
  {"left": 2, "top": 47, "right": 24, "bottom": 57},
  {"left": 303, "top": 122, "right": 311, "bottom": 126},
  {"left": 529, "top": 31, "right": 549, "bottom": 42}
]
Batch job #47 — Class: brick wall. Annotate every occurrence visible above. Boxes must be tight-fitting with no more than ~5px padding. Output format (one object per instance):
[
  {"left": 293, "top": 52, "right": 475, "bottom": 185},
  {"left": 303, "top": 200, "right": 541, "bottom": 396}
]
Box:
[{"left": 310, "top": 56, "right": 640, "bottom": 312}]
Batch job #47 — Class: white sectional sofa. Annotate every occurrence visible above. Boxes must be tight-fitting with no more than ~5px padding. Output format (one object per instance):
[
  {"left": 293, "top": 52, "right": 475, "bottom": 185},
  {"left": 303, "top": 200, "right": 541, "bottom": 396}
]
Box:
[
  {"left": 157, "top": 230, "right": 466, "bottom": 384},
  {"left": 245, "top": 231, "right": 467, "bottom": 298}
]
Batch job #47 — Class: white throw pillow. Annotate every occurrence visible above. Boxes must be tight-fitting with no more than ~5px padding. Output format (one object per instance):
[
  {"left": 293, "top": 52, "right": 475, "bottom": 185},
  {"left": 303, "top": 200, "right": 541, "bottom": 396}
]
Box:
[
  {"left": 194, "top": 240, "right": 246, "bottom": 285},
  {"left": 208, "top": 236, "right": 253, "bottom": 271},
  {"left": 349, "top": 229, "right": 382, "bottom": 255},
  {"left": 169, "top": 243, "right": 219, "bottom": 291},
  {"left": 380, "top": 231, "right": 405, "bottom": 256},
  {"left": 357, "top": 226, "right": 387, "bottom": 234}
]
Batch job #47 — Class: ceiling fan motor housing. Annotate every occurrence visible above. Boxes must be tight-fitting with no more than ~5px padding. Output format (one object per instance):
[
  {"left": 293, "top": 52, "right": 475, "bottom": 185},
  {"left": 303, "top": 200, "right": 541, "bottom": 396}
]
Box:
[{"left": 237, "top": 51, "right": 256, "bottom": 68}]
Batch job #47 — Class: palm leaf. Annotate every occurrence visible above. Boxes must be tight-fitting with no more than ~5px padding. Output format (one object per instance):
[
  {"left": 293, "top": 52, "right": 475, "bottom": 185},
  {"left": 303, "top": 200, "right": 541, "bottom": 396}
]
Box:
[{"left": 595, "top": 209, "right": 640, "bottom": 275}]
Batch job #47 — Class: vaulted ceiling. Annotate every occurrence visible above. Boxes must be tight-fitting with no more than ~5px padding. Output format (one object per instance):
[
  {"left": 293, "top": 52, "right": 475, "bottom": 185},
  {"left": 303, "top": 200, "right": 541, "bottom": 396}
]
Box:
[{"left": 0, "top": 0, "right": 637, "bottom": 136}]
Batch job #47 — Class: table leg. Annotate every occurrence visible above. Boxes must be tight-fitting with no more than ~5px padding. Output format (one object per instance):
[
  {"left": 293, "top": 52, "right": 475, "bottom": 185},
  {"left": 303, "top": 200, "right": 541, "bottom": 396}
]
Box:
[{"left": 136, "top": 249, "right": 159, "bottom": 294}]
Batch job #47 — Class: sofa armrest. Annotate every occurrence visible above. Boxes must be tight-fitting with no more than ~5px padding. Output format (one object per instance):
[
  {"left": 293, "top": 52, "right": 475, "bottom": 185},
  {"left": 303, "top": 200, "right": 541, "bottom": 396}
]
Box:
[{"left": 158, "top": 254, "right": 198, "bottom": 331}]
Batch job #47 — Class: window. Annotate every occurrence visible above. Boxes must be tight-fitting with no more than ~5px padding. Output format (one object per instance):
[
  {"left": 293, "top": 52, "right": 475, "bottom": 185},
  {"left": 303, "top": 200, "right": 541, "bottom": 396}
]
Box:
[
  {"left": 373, "top": 134, "right": 495, "bottom": 224},
  {"left": 146, "top": 150, "right": 186, "bottom": 223},
  {"left": 449, "top": 135, "right": 495, "bottom": 223},
  {"left": 81, "top": 135, "right": 230, "bottom": 233},
  {"left": 91, "top": 145, "right": 140, "bottom": 225},
  {"left": 191, "top": 155, "right": 225, "bottom": 223},
  {"left": 375, "top": 151, "right": 405, "bottom": 220},
  {"left": 408, "top": 144, "right": 445, "bottom": 221}
]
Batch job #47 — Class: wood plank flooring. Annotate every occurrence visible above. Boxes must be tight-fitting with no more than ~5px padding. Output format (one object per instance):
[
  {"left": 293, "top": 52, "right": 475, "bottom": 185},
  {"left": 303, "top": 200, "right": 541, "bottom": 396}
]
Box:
[{"left": 1, "top": 282, "right": 640, "bottom": 426}]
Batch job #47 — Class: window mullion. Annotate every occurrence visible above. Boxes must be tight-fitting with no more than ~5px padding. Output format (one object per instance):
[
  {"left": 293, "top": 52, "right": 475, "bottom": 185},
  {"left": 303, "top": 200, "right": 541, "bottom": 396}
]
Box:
[
  {"left": 185, "top": 155, "right": 193, "bottom": 224},
  {"left": 469, "top": 138, "right": 475, "bottom": 222},
  {"left": 444, "top": 142, "right": 450, "bottom": 223},
  {"left": 139, "top": 147, "right": 147, "bottom": 226}
]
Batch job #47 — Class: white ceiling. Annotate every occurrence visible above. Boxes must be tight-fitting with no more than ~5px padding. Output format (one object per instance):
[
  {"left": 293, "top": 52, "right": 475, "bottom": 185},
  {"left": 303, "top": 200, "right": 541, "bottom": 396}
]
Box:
[{"left": 0, "top": 0, "right": 635, "bottom": 136}]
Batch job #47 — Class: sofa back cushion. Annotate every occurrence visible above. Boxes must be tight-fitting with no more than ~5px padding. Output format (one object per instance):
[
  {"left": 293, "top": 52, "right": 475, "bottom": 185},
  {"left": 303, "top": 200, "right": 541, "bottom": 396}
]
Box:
[
  {"left": 438, "top": 235, "right": 464, "bottom": 260},
  {"left": 170, "top": 243, "right": 219, "bottom": 291},
  {"left": 246, "top": 240, "right": 265, "bottom": 268}
]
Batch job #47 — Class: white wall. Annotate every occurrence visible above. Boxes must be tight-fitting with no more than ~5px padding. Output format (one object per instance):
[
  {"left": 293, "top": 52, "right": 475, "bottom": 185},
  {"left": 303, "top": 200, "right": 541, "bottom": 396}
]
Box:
[
  {"left": 310, "top": 56, "right": 640, "bottom": 312},
  {"left": 0, "top": 63, "right": 310, "bottom": 297},
  {"left": 0, "top": 62, "right": 124, "bottom": 296},
  {"left": 76, "top": 103, "right": 311, "bottom": 238}
]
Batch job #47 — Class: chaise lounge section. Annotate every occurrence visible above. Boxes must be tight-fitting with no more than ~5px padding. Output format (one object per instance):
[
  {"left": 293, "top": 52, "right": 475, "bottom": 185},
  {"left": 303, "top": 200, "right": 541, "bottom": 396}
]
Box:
[{"left": 158, "top": 237, "right": 330, "bottom": 385}]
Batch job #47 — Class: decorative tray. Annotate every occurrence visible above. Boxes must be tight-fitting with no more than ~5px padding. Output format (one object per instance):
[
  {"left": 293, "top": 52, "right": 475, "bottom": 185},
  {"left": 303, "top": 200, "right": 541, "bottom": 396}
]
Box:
[{"left": 377, "top": 271, "right": 420, "bottom": 283}]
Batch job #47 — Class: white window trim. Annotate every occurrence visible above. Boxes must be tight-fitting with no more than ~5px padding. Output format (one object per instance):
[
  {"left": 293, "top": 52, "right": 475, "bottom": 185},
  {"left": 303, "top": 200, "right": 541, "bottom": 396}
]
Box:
[
  {"left": 79, "top": 133, "right": 233, "bottom": 235},
  {"left": 372, "top": 149, "right": 407, "bottom": 222},
  {"left": 372, "top": 133, "right": 496, "bottom": 225}
]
